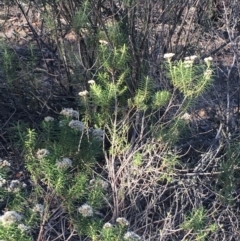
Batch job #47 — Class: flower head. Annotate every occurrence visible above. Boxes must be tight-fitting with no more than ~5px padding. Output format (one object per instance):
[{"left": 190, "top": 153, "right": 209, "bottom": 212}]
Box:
[
  {"left": 0, "top": 211, "right": 22, "bottom": 226},
  {"left": 92, "top": 128, "right": 104, "bottom": 141},
  {"left": 99, "top": 39, "right": 109, "bottom": 45},
  {"left": 89, "top": 179, "right": 95, "bottom": 185},
  {"left": 163, "top": 53, "right": 175, "bottom": 59},
  {"left": 124, "top": 231, "right": 141, "bottom": 241},
  {"left": 89, "top": 178, "right": 109, "bottom": 190},
  {"left": 36, "top": 149, "right": 50, "bottom": 159},
  {"left": 0, "top": 159, "right": 11, "bottom": 167},
  {"left": 18, "top": 223, "right": 30, "bottom": 232},
  {"left": 116, "top": 217, "right": 129, "bottom": 226},
  {"left": 103, "top": 222, "right": 113, "bottom": 229},
  {"left": 204, "top": 56, "right": 213, "bottom": 63},
  {"left": 78, "top": 90, "right": 89, "bottom": 97},
  {"left": 184, "top": 55, "right": 198, "bottom": 61},
  {"left": 56, "top": 157, "right": 73, "bottom": 169},
  {"left": 88, "top": 79, "right": 95, "bottom": 85},
  {"left": 204, "top": 69, "right": 213, "bottom": 80},
  {"left": 60, "top": 108, "right": 79, "bottom": 119},
  {"left": 7, "top": 180, "right": 23, "bottom": 193},
  {"left": 181, "top": 112, "right": 191, "bottom": 121},
  {"left": 0, "top": 175, "right": 7, "bottom": 187},
  {"left": 99, "top": 179, "right": 109, "bottom": 190},
  {"left": 33, "top": 204, "right": 44, "bottom": 214},
  {"left": 44, "top": 116, "right": 54, "bottom": 122},
  {"left": 69, "top": 120, "right": 85, "bottom": 131},
  {"left": 183, "top": 59, "right": 194, "bottom": 67},
  {"left": 78, "top": 204, "right": 93, "bottom": 217}
]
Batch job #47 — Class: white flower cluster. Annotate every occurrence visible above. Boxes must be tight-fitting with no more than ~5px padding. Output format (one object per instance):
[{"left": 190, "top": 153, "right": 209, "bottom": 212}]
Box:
[
  {"left": 116, "top": 217, "right": 129, "bottom": 226},
  {"left": 204, "top": 56, "right": 213, "bottom": 63},
  {"left": 0, "top": 158, "right": 11, "bottom": 167},
  {"left": 7, "top": 180, "right": 26, "bottom": 193},
  {"left": 78, "top": 203, "right": 93, "bottom": 217},
  {"left": 99, "top": 39, "right": 109, "bottom": 45},
  {"left": 0, "top": 211, "right": 22, "bottom": 226},
  {"left": 69, "top": 120, "right": 85, "bottom": 131},
  {"left": 78, "top": 90, "right": 89, "bottom": 96},
  {"left": 44, "top": 116, "right": 54, "bottom": 122},
  {"left": 36, "top": 149, "right": 50, "bottom": 159},
  {"left": 181, "top": 112, "right": 191, "bottom": 121},
  {"left": 184, "top": 55, "right": 198, "bottom": 67},
  {"left": 60, "top": 108, "right": 79, "bottom": 119},
  {"left": 204, "top": 69, "right": 213, "bottom": 80},
  {"left": 103, "top": 222, "right": 113, "bottom": 229},
  {"left": 0, "top": 177, "right": 26, "bottom": 192},
  {"left": 124, "top": 231, "right": 141, "bottom": 241},
  {"left": 91, "top": 128, "right": 104, "bottom": 141},
  {"left": 89, "top": 178, "right": 109, "bottom": 191},
  {"left": 184, "top": 55, "right": 198, "bottom": 61},
  {"left": 33, "top": 203, "right": 44, "bottom": 215},
  {"left": 163, "top": 53, "right": 175, "bottom": 60},
  {"left": 18, "top": 223, "right": 30, "bottom": 232},
  {"left": 102, "top": 219, "right": 141, "bottom": 240},
  {"left": 56, "top": 157, "right": 73, "bottom": 169},
  {"left": 88, "top": 79, "right": 95, "bottom": 85},
  {"left": 0, "top": 175, "right": 7, "bottom": 187}
]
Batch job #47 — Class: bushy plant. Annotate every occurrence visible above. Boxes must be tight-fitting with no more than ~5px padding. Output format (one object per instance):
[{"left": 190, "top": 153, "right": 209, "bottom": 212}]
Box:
[
  {"left": 0, "top": 47, "right": 213, "bottom": 239},
  {"left": 180, "top": 206, "right": 217, "bottom": 241},
  {"left": 5, "top": 0, "right": 240, "bottom": 240},
  {"left": 1, "top": 107, "right": 144, "bottom": 240}
]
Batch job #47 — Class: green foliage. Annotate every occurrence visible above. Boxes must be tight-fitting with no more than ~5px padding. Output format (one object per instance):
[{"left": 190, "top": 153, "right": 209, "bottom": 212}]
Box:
[
  {"left": 81, "top": 44, "right": 129, "bottom": 126},
  {"left": 132, "top": 152, "right": 143, "bottom": 167},
  {"left": 0, "top": 41, "right": 18, "bottom": 85},
  {"left": 152, "top": 90, "right": 171, "bottom": 110},
  {"left": 149, "top": 55, "right": 213, "bottom": 147},
  {"left": 123, "top": 0, "right": 135, "bottom": 7},
  {"left": 181, "top": 206, "right": 207, "bottom": 231},
  {"left": 129, "top": 76, "right": 154, "bottom": 111},
  {"left": 1, "top": 48, "right": 213, "bottom": 241},
  {"left": 98, "top": 22, "right": 127, "bottom": 47},
  {"left": 42, "top": 10, "right": 55, "bottom": 34},
  {"left": 0, "top": 223, "right": 33, "bottom": 241},
  {"left": 166, "top": 59, "right": 213, "bottom": 98},
  {"left": 72, "top": 0, "right": 91, "bottom": 31},
  {"left": 100, "top": 225, "right": 126, "bottom": 241},
  {"left": 0, "top": 1, "right": 217, "bottom": 240},
  {"left": 159, "top": 152, "right": 179, "bottom": 182},
  {"left": 108, "top": 123, "right": 131, "bottom": 156},
  {"left": 24, "top": 128, "right": 37, "bottom": 159},
  {"left": 67, "top": 172, "right": 88, "bottom": 200},
  {"left": 155, "top": 117, "right": 188, "bottom": 145},
  {"left": 215, "top": 141, "right": 240, "bottom": 204},
  {"left": 181, "top": 206, "right": 216, "bottom": 241},
  {"left": 4, "top": 116, "right": 106, "bottom": 238}
]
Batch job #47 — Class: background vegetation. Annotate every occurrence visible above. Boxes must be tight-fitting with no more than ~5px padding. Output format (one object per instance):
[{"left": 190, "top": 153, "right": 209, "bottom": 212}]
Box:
[{"left": 0, "top": 0, "right": 240, "bottom": 240}]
